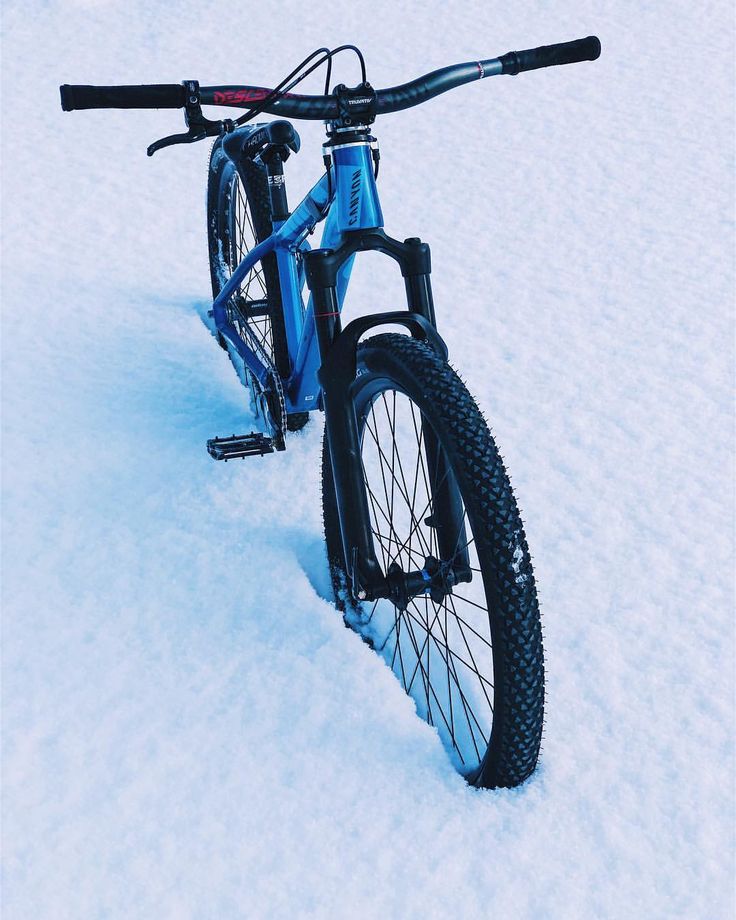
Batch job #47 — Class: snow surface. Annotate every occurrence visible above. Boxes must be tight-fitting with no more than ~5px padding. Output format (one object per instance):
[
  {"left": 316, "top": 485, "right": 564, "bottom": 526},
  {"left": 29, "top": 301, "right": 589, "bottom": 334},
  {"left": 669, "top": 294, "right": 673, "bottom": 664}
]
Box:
[{"left": 2, "top": 2, "right": 734, "bottom": 917}]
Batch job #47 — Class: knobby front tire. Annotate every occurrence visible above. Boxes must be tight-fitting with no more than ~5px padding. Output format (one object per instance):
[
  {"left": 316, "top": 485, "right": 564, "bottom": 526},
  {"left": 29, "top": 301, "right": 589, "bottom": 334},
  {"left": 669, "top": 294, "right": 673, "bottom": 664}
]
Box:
[
  {"left": 206, "top": 141, "right": 309, "bottom": 431},
  {"left": 322, "top": 334, "right": 544, "bottom": 788}
]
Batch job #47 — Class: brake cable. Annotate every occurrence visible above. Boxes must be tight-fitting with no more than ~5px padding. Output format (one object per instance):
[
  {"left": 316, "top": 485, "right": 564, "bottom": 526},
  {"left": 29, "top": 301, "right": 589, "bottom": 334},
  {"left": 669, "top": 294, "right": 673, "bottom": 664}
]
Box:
[
  {"left": 231, "top": 45, "right": 369, "bottom": 218},
  {"left": 234, "top": 44, "right": 367, "bottom": 127},
  {"left": 147, "top": 45, "right": 368, "bottom": 154}
]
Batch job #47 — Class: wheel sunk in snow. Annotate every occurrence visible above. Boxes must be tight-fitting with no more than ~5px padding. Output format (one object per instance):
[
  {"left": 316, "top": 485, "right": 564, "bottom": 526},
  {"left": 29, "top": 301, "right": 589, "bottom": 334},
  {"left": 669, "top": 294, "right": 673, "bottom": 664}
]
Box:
[{"left": 322, "top": 334, "right": 544, "bottom": 788}]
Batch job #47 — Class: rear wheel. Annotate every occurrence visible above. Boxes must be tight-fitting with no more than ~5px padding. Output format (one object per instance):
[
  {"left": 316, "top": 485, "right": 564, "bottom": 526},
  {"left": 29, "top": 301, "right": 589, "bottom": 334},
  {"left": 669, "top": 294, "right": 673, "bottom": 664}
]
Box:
[
  {"left": 322, "top": 333, "right": 544, "bottom": 788},
  {"left": 206, "top": 140, "right": 309, "bottom": 432}
]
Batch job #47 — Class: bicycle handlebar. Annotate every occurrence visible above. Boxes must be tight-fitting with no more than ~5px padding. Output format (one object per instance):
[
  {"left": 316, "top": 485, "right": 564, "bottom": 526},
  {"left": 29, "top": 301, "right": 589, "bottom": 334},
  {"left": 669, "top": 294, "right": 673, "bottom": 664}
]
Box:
[
  {"left": 60, "top": 36, "right": 600, "bottom": 119},
  {"left": 198, "top": 59, "right": 498, "bottom": 121}
]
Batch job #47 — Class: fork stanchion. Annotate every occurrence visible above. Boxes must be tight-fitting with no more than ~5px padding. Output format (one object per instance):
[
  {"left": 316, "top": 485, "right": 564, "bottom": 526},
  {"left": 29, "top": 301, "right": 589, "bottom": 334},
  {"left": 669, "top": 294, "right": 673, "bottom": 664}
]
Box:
[{"left": 401, "top": 237, "right": 436, "bottom": 327}]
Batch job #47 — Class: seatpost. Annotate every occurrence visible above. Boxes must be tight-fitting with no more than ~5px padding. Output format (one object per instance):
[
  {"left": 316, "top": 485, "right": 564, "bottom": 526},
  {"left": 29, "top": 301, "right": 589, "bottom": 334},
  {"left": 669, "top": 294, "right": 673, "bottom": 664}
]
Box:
[{"left": 261, "top": 148, "right": 289, "bottom": 221}]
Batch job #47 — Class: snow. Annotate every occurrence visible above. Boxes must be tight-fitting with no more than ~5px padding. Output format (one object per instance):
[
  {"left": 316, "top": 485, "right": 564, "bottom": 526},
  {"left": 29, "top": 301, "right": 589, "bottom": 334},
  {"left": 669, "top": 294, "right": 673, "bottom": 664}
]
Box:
[{"left": 2, "top": 1, "right": 734, "bottom": 918}]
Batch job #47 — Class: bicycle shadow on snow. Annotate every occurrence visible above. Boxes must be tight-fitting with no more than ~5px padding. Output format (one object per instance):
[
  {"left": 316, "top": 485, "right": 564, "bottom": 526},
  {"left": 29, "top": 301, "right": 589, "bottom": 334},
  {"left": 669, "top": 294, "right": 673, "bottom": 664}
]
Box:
[{"left": 179, "top": 294, "right": 337, "bottom": 602}]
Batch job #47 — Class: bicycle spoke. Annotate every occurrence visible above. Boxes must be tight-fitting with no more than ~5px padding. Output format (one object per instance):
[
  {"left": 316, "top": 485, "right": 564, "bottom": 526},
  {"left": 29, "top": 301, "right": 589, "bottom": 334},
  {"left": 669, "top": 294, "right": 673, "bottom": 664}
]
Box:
[
  {"left": 438, "top": 598, "right": 494, "bottom": 652},
  {"left": 443, "top": 598, "right": 455, "bottom": 751},
  {"left": 382, "top": 392, "right": 435, "bottom": 561},
  {"left": 446, "top": 594, "right": 494, "bottom": 712},
  {"left": 362, "top": 414, "right": 444, "bottom": 564},
  {"left": 409, "top": 602, "right": 489, "bottom": 745},
  {"left": 399, "top": 609, "right": 457, "bottom": 738},
  {"left": 424, "top": 599, "right": 488, "bottom": 752},
  {"left": 402, "top": 602, "right": 485, "bottom": 759},
  {"left": 226, "top": 172, "right": 276, "bottom": 365},
  {"left": 356, "top": 386, "right": 495, "bottom": 770}
]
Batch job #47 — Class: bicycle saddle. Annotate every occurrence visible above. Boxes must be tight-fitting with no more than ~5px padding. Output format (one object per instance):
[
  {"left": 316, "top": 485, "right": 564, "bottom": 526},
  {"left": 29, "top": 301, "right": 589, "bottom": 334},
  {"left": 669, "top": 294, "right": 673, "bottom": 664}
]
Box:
[{"left": 221, "top": 120, "right": 301, "bottom": 163}]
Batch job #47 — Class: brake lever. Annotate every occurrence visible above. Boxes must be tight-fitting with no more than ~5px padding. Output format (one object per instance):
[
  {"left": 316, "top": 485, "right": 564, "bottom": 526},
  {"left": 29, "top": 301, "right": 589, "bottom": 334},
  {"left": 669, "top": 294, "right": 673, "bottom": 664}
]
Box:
[
  {"left": 147, "top": 80, "right": 232, "bottom": 156},
  {"left": 147, "top": 128, "right": 208, "bottom": 156}
]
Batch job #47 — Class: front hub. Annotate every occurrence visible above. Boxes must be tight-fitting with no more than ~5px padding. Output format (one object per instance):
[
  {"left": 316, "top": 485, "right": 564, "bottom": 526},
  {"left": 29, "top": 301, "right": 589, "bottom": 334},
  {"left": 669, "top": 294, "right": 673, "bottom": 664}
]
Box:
[{"left": 385, "top": 556, "right": 471, "bottom": 610}]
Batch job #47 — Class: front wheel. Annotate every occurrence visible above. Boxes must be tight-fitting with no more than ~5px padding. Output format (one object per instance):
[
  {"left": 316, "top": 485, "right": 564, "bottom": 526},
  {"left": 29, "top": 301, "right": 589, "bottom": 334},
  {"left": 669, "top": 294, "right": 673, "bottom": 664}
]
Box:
[{"left": 322, "top": 333, "right": 544, "bottom": 788}]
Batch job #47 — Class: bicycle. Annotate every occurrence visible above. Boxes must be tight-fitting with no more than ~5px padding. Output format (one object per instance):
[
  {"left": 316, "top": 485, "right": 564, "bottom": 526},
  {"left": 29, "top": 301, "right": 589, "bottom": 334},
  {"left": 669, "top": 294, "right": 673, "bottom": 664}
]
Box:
[{"left": 60, "top": 35, "right": 601, "bottom": 789}]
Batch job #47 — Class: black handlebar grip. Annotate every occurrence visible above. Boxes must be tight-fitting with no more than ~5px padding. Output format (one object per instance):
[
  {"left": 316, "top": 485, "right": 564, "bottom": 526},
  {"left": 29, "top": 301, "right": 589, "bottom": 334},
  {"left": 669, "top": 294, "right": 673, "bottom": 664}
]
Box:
[
  {"left": 499, "top": 36, "right": 601, "bottom": 75},
  {"left": 60, "top": 83, "right": 186, "bottom": 111}
]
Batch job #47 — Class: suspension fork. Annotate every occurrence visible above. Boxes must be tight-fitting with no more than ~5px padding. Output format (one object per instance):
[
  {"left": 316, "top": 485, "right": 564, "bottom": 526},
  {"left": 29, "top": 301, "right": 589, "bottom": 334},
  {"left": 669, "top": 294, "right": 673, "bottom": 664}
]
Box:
[{"left": 305, "top": 230, "right": 470, "bottom": 601}]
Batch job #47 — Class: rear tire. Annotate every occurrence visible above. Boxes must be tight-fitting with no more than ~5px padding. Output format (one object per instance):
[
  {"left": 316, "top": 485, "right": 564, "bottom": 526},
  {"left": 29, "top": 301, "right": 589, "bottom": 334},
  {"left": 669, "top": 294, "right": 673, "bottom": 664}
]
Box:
[
  {"left": 206, "top": 141, "right": 309, "bottom": 432},
  {"left": 322, "top": 333, "right": 544, "bottom": 788}
]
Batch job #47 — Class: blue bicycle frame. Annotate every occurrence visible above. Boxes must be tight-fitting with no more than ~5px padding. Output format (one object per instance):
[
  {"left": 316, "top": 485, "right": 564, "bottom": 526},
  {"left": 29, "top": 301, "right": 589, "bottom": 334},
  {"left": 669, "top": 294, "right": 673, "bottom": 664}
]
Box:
[
  {"left": 210, "top": 123, "right": 449, "bottom": 597},
  {"left": 211, "top": 138, "right": 383, "bottom": 415}
]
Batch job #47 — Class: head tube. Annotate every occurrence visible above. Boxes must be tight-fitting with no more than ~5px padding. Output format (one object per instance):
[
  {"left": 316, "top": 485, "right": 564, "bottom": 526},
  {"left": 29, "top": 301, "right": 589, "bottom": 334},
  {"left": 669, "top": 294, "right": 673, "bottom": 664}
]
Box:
[{"left": 327, "top": 136, "right": 383, "bottom": 232}]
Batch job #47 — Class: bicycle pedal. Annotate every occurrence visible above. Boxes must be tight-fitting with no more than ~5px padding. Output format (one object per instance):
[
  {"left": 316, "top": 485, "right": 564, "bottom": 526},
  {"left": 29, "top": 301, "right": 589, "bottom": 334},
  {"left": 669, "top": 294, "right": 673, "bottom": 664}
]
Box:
[{"left": 207, "top": 432, "right": 274, "bottom": 460}]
